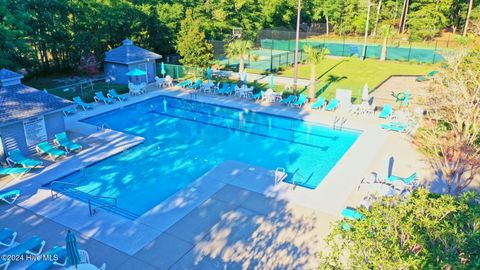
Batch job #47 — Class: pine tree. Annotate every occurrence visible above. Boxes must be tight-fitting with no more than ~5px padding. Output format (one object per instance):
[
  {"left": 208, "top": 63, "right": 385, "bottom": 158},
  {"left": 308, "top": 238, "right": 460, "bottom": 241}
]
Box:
[{"left": 176, "top": 9, "right": 214, "bottom": 68}]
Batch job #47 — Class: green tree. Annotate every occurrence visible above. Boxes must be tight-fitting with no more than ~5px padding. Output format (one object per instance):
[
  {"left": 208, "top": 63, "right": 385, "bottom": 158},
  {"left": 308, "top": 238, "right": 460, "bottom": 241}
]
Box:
[
  {"left": 414, "top": 46, "right": 480, "bottom": 195},
  {"left": 224, "top": 39, "right": 254, "bottom": 73},
  {"left": 303, "top": 46, "right": 329, "bottom": 99},
  {"left": 320, "top": 188, "right": 480, "bottom": 269},
  {"left": 176, "top": 9, "right": 214, "bottom": 68},
  {"left": 379, "top": 24, "right": 396, "bottom": 61}
]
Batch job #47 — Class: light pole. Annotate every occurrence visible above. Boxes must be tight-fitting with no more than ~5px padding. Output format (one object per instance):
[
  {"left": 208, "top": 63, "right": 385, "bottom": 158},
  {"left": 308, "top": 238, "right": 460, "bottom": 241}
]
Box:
[
  {"left": 361, "top": 0, "right": 371, "bottom": 60},
  {"left": 293, "top": 0, "right": 302, "bottom": 94}
]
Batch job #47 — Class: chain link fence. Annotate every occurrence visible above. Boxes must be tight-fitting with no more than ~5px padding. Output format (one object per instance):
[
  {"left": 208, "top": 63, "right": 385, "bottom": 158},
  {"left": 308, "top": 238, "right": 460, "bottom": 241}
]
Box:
[{"left": 212, "top": 27, "right": 456, "bottom": 72}]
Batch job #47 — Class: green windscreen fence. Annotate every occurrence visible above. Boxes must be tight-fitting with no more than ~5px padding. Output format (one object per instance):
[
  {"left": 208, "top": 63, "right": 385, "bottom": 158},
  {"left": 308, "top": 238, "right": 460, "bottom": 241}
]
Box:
[{"left": 260, "top": 39, "right": 444, "bottom": 64}]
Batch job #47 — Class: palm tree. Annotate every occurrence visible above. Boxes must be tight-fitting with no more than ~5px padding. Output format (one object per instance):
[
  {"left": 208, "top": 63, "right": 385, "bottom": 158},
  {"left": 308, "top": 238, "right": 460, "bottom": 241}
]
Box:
[
  {"left": 225, "top": 40, "right": 254, "bottom": 74},
  {"left": 303, "top": 46, "right": 329, "bottom": 99},
  {"left": 463, "top": 0, "right": 474, "bottom": 36},
  {"left": 379, "top": 25, "right": 395, "bottom": 61}
]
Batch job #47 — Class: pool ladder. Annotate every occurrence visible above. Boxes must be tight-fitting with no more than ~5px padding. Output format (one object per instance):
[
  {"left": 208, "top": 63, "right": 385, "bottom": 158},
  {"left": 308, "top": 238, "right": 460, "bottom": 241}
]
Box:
[
  {"left": 49, "top": 180, "right": 119, "bottom": 217},
  {"left": 97, "top": 122, "right": 111, "bottom": 132},
  {"left": 88, "top": 196, "right": 118, "bottom": 216},
  {"left": 333, "top": 116, "right": 347, "bottom": 131},
  {"left": 291, "top": 172, "right": 305, "bottom": 190}
]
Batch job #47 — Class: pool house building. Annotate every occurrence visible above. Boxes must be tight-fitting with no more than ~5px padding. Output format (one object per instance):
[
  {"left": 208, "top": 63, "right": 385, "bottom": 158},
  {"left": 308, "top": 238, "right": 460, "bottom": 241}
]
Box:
[
  {"left": 104, "top": 39, "right": 162, "bottom": 85},
  {"left": 0, "top": 69, "right": 72, "bottom": 162}
]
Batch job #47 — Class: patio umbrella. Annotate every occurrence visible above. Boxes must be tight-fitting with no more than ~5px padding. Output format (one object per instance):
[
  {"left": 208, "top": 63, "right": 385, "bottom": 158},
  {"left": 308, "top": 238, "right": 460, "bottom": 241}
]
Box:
[
  {"left": 243, "top": 70, "right": 248, "bottom": 83},
  {"left": 206, "top": 67, "right": 211, "bottom": 80},
  {"left": 402, "top": 90, "right": 411, "bottom": 107},
  {"left": 125, "top": 68, "right": 147, "bottom": 76},
  {"left": 126, "top": 68, "right": 147, "bottom": 84},
  {"left": 161, "top": 62, "right": 166, "bottom": 77},
  {"left": 66, "top": 230, "right": 81, "bottom": 269},
  {"left": 362, "top": 83, "right": 369, "bottom": 102},
  {"left": 269, "top": 74, "right": 274, "bottom": 89}
]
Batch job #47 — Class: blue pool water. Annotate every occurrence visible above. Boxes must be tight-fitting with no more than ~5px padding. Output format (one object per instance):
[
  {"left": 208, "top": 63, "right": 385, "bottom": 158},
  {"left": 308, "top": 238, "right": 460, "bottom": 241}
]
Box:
[{"left": 56, "top": 96, "right": 360, "bottom": 217}]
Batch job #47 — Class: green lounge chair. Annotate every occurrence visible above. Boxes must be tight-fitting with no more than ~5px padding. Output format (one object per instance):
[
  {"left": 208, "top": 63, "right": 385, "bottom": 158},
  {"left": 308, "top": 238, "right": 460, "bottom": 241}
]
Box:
[
  {"left": 325, "top": 99, "right": 339, "bottom": 111},
  {"left": 0, "top": 228, "right": 17, "bottom": 248},
  {"left": 416, "top": 70, "right": 438, "bottom": 82},
  {"left": 0, "top": 236, "right": 46, "bottom": 270},
  {"left": 54, "top": 132, "right": 82, "bottom": 153},
  {"left": 177, "top": 79, "right": 192, "bottom": 88},
  {"left": 94, "top": 91, "right": 114, "bottom": 104},
  {"left": 107, "top": 89, "right": 128, "bottom": 101},
  {"left": 379, "top": 104, "right": 392, "bottom": 118},
  {"left": 0, "top": 166, "right": 30, "bottom": 180},
  {"left": 7, "top": 149, "right": 43, "bottom": 168},
  {"left": 311, "top": 97, "right": 326, "bottom": 110},
  {"left": 281, "top": 95, "right": 296, "bottom": 105},
  {"left": 35, "top": 142, "right": 67, "bottom": 160},
  {"left": 386, "top": 172, "right": 417, "bottom": 185},
  {"left": 292, "top": 94, "right": 308, "bottom": 108},
  {"left": 26, "top": 246, "right": 67, "bottom": 270},
  {"left": 73, "top": 97, "right": 93, "bottom": 111}
]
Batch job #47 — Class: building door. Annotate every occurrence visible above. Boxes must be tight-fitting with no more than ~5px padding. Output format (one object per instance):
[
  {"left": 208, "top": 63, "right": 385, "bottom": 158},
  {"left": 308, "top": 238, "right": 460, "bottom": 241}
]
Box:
[{"left": 138, "top": 63, "right": 148, "bottom": 83}]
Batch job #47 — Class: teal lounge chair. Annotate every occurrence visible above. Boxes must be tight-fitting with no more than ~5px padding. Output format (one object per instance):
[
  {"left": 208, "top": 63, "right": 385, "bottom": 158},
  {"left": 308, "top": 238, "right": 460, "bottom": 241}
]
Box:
[
  {"left": 311, "top": 97, "right": 326, "bottom": 110},
  {"left": 292, "top": 94, "right": 308, "bottom": 108},
  {"left": 252, "top": 91, "right": 263, "bottom": 100},
  {"left": 177, "top": 79, "right": 192, "bottom": 88},
  {"left": 0, "top": 228, "right": 17, "bottom": 248},
  {"left": 325, "top": 99, "right": 339, "bottom": 111},
  {"left": 224, "top": 84, "right": 235, "bottom": 95},
  {"left": 281, "top": 95, "right": 296, "bottom": 105},
  {"left": 54, "top": 132, "right": 82, "bottom": 153},
  {"left": 416, "top": 70, "right": 438, "bottom": 82},
  {"left": 107, "top": 89, "right": 128, "bottom": 101},
  {"left": 63, "top": 106, "right": 76, "bottom": 116},
  {"left": 0, "top": 190, "right": 21, "bottom": 204},
  {"left": 381, "top": 122, "right": 408, "bottom": 133},
  {"left": 7, "top": 149, "right": 43, "bottom": 168},
  {"left": 0, "top": 236, "right": 46, "bottom": 270},
  {"left": 35, "top": 142, "right": 67, "bottom": 160},
  {"left": 0, "top": 166, "right": 30, "bottom": 180},
  {"left": 379, "top": 104, "right": 392, "bottom": 118},
  {"left": 189, "top": 79, "right": 203, "bottom": 90},
  {"left": 217, "top": 83, "right": 229, "bottom": 94},
  {"left": 73, "top": 97, "right": 93, "bottom": 111},
  {"left": 94, "top": 91, "right": 114, "bottom": 104},
  {"left": 341, "top": 208, "right": 365, "bottom": 220},
  {"left": 26, "top": 246, "right": 67, "bottom": 270},
  {"left": 386, "top": 172, "right": 417, "bottom": 185}
]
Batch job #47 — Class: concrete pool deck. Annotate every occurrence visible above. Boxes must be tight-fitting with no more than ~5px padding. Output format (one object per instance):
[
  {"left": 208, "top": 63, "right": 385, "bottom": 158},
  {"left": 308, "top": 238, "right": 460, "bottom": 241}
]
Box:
[{"left": 0, "top": 83, "right": 437, "bottom": 269}]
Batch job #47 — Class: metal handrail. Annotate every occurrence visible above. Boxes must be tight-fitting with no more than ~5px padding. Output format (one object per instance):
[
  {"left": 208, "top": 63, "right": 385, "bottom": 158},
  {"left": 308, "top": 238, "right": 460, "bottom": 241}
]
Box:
[
  {"left": 50, "top": 181, "right": 79, "bottom": 199},
  {"left": 88, "top": 195, "right": 118, "bottom": 216},
  {"left": 292, "top": 173, "right": 305, "bottom": 190}
]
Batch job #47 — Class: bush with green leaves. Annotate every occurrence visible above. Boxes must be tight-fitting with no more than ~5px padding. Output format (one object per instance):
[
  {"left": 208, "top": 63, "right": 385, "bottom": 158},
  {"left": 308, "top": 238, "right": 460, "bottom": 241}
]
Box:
[{"left": 320, "top": 188, "right": 480, "bottom": 269}]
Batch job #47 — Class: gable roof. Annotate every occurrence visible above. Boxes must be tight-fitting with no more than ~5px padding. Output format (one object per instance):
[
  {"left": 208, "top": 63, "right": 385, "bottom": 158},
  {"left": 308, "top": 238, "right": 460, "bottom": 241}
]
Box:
[
  {"left": 0, "top": 69, "right": 23, "bottom": 81},
  {"left": 104, "top": 39, "right": 162, "bottom": 65},
  {"left": 0, "top": 84, "right": 72, "bottom": 125}
]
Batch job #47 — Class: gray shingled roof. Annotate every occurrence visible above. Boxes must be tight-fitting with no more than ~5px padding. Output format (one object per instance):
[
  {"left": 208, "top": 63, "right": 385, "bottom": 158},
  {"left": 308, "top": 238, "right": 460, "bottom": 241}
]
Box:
[
  {"left": 0, "top": 84, "right": 72, "bottom": 125},
  {"left": 104, "top": 39, "right": 162, "bottom": 64},
  {"left": 0, "top": 69, "right": 22, "bottom": 80}
]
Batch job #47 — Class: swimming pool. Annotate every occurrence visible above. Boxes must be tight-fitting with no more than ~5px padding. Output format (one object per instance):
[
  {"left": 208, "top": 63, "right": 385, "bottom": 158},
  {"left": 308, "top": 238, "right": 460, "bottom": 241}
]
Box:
[{"left": 54, "top": 96, "right": 361, "bottom": 218}]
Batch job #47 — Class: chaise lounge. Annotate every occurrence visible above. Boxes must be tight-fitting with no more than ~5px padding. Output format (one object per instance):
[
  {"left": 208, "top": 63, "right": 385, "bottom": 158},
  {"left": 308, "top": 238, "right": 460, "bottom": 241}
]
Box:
[{"left": 35, "top": 142, "right": 67, "bottom": 161}]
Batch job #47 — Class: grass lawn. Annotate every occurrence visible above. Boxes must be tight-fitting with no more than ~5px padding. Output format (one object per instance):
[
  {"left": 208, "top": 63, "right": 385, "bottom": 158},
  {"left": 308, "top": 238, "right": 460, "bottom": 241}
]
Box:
[{"left": 279, "top": 57, "right": 434, "bottom": 101}]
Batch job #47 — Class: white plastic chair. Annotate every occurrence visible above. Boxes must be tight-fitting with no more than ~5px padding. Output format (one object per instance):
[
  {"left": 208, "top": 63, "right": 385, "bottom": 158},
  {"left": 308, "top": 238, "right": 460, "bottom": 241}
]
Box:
[{"left": 79, "top": 249, "right": 90, "bottom": 264}]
